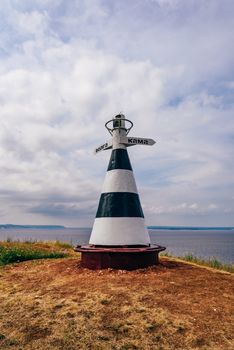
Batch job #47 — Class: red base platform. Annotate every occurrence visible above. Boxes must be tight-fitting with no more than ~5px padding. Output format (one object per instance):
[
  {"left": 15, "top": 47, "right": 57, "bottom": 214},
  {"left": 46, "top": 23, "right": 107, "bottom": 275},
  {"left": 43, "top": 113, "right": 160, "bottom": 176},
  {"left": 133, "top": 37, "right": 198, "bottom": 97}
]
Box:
[{"left": 75, "top": 245, "right": 166, "bottom": 270}]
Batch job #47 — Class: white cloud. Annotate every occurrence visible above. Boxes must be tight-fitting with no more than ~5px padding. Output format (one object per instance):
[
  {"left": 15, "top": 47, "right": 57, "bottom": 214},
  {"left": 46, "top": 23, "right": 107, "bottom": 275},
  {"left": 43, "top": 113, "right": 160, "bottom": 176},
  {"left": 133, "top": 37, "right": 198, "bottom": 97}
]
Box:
[{"left": 0, "top": 0, "right": 233, "bottom": 226}]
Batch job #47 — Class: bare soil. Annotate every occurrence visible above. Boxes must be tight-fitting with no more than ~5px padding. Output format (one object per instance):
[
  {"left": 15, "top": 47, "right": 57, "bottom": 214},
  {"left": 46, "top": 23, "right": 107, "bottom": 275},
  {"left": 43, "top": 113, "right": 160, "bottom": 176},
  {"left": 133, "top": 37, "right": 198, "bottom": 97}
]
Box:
[{"left": 0, "top": 256, "right": 233, "bottom": 350}]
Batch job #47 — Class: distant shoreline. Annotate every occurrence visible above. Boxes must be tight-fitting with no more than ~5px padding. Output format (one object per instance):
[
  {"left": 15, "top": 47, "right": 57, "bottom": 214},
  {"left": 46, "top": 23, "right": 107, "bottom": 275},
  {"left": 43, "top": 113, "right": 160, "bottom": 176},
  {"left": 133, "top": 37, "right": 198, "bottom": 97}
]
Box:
[
  {"left": 148, "top": 226, "right": 234, "bottom": 230},
  {"left": 0, "top": 224, "right": 233, "bottom": 231},
  {"left": 0, "top": 224, "right": 66, "bottom": 230}
]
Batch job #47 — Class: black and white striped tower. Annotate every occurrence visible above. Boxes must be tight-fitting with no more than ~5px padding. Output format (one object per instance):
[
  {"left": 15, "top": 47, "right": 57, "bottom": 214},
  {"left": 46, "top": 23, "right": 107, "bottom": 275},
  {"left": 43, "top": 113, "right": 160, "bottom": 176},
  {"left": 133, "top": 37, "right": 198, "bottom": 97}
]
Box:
[
  {"left": 90, "top": 116, "right": 150, "bottom": 246},
  {"left": 76, "top": 114, "right": 166, "bottom": 269}
]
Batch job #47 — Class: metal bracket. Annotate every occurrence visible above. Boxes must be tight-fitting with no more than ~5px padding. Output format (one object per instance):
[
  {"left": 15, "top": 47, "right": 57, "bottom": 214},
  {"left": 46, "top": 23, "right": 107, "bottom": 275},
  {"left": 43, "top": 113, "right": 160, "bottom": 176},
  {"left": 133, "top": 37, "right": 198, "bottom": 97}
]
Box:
[{"left": 105, "top": 118, "right": 133, "bottom": 136}]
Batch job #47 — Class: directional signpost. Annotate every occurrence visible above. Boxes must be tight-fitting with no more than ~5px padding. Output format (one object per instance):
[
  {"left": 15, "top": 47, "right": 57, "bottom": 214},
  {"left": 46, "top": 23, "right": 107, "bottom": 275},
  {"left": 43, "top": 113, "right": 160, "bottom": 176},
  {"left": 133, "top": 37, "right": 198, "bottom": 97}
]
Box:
[
  {"left": 94, "top": 137, "right": 155, "bottom": 154},
  {"left": 76, "top": 113, "right": 165, "bottom": 270}
]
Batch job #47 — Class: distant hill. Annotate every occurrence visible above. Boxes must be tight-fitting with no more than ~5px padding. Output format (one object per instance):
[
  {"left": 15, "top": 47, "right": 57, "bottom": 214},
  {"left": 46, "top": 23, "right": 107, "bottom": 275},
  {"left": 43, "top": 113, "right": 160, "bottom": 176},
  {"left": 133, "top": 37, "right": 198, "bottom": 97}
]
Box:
[
  {"left": 0, "top": 224, "right": 66, "bottom": 229},
  {"left": 148, "top": 226, "right": 234, "bottom": 230},
  {"left": 1, "top": 224, "right": 233, "bottom": 230}
]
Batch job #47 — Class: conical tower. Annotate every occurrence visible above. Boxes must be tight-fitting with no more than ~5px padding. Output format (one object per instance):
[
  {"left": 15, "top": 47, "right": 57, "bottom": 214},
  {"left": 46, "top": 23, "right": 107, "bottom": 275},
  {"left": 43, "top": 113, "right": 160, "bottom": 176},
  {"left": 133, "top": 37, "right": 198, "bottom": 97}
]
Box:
[
  {"left": 90, "top": 115, "right": 150, "bottom": 246},
  {"left": 76, "top": 114, "right": 165, "bottom": 269}
]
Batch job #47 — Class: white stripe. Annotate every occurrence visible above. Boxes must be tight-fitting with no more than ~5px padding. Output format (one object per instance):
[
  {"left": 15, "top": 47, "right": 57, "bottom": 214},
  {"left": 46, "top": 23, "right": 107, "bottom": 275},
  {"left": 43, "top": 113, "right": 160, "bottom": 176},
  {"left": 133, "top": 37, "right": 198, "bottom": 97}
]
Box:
[
  {"left": 112, "top": 144, "right": 126, "bottom": 150},
  {"left": 102, "top": 169, "right": 137, "bottom": 194},
  {"left": 89, "top": 217, "right": 150, "bottom": 246},
  {"left": 112, "top": 128, "right": 127, "bottom": 150}
]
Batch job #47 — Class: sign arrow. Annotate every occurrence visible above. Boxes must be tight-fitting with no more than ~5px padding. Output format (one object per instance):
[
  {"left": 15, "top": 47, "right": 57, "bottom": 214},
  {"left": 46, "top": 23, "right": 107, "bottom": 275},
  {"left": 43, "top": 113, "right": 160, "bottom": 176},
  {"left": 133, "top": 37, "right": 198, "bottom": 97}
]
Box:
[
  {"left": 120, "top": 136, "right": 156, "bottom": 146},
  {"left": 94, "top": 139, "right": 113, "bottom": 154}
]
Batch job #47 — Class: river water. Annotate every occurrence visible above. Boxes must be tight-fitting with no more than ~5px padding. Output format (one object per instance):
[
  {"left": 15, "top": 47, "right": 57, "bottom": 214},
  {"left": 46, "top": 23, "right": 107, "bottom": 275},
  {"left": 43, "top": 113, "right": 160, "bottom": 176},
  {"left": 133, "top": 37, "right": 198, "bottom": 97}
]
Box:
[{"left": 0, "top": 227, "right": 233, "bottom": 264}]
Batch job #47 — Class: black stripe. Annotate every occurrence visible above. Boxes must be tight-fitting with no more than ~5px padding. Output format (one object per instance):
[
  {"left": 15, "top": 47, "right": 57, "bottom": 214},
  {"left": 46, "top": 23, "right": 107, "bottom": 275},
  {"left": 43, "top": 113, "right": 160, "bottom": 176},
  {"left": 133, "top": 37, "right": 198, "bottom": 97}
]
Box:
[
  {"left": 107, "top": 149, "right": 132, "bottom": 171},
  {"left": 96, "top": 192, "right": 144, "bottom": 218}
]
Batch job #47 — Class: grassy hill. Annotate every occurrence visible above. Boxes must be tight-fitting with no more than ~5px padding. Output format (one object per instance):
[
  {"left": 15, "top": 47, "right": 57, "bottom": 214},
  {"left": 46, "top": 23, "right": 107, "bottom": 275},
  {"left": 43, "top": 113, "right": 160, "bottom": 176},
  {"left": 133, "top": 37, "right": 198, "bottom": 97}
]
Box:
[{"left": 0, "top": 242, "right": 233, "bottom": 350}]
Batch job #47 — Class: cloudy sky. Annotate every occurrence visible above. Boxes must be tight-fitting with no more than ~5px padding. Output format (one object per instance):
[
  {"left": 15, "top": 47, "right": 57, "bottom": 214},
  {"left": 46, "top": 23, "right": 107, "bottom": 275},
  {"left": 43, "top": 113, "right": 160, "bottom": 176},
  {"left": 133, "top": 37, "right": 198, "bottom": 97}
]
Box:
[{"left": 0, "top": 0, "right": 233, "bottom": 227}]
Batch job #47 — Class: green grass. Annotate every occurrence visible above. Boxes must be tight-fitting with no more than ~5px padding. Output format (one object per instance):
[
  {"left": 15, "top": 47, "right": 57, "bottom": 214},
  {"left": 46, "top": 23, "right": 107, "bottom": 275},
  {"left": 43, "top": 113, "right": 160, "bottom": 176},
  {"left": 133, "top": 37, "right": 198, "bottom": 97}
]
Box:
[
  {"left": 0, "top": 241, "right": 69, "bottom": 266},
  {"left": 54, "top": 240, "right": 73, "bottom": 249},
  {"left": 5, "top": 238, "right": 73, "bottom": 248},
  {"left": 161, "top": 252, "right": 234, "bottom": 273},
  {"left": 181, "top": 253, "right": 234, "bottom": 273}
]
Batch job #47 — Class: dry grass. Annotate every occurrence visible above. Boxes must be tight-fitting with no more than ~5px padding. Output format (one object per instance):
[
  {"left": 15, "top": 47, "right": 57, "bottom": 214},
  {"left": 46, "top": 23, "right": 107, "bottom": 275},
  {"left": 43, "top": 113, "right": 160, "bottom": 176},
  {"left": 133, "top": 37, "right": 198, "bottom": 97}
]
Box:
[{"left": 0, "top": 252, "right": 233, "bottom": 350}]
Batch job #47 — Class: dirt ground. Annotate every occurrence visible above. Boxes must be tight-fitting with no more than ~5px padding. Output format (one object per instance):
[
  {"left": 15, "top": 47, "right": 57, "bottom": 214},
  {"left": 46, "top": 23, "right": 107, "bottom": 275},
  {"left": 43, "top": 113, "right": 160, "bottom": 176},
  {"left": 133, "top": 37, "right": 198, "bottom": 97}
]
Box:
[{"left": 0, "top": 256, "right": 233, "bottom": 350}]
